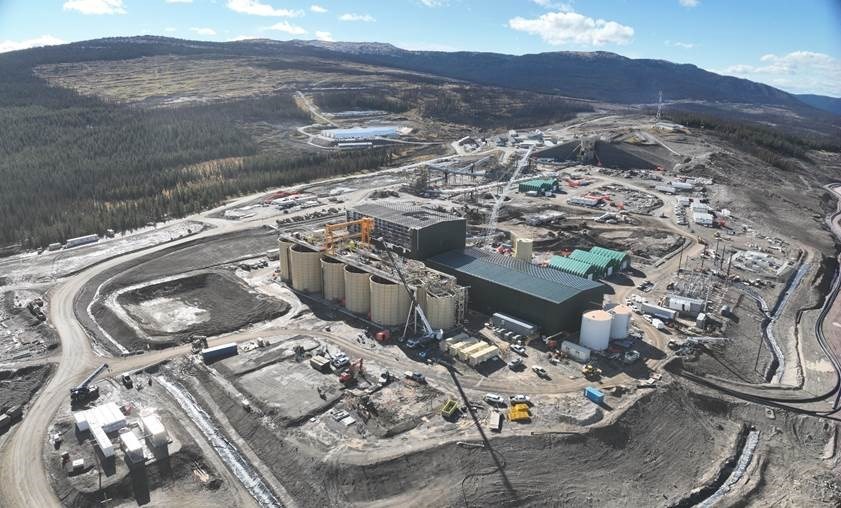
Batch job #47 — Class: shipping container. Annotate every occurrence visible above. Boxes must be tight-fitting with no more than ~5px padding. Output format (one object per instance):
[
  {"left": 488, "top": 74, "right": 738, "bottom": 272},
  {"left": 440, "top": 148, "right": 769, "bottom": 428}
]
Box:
[
  {"left": 584, "top": 386, "right": 604, "bottom": 404},
  {"left": 309, "top": 355, "right": 332, "bottom": 372},
  {"left": 491, "top": 313, "right": 539, "bottom": 338},
  {"left": 488, "top": 411, "right": 503, "bottom": 432},
  {"left": 640, "top": 302, "right": 677, "bottom": 321},
  {"left": 200, "top": 342, "right": 238, "bottom": 363}
]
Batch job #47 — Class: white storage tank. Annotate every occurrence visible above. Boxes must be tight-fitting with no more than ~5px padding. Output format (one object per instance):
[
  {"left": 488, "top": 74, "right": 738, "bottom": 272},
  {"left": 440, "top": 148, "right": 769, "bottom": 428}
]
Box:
[
  {"left": 609, "top": 304, "right": 632, "bottom": 339},
  {"left": 343, "top": 265, "right": 371, "bottom": 314},
  {"left": 369, "top": 275, "right": 410, "bottom": 326},
  {"left": 580, "top": 310, "right": 612, "bottom": 351},
  {"left": 289, "top": 244, "right": 322, "bottom": 293},
  {"left": 278, "top": 239, "right": 293, "bottom": 282},
  {"left": 321, "top": 257, "right": 345, "bottom": 302},
  {"left": 422, "top": 292, "right": 456, "bottom": 331}
]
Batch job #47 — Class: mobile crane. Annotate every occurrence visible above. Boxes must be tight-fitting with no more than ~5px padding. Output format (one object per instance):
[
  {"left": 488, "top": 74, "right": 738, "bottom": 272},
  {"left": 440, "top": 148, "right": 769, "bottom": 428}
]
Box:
[
  {"left": 70, "top": 363, "right": 109, "bottom": 404},
  {"left": 372, "top": 237, "right": 443, "bottom": 346}
]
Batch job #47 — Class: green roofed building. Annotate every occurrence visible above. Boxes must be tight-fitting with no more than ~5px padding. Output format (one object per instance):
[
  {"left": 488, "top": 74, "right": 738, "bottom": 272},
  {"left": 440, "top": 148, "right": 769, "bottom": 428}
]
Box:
[
  {"left": 589, "top": 246, "right": 631, "bottom": 270},
  {"left": 548, "top": 255, "right": 597, "bottom": 280},
  {"left": 518, "top": 178, "right": 558, "bottom": 194},
  {"left": 569, "top": 249, "right": 617, "bottom": 277}
]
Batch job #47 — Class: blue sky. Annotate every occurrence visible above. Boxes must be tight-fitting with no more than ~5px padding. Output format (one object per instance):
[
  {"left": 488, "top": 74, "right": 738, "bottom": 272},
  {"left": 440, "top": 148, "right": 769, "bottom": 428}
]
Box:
[{"left": 1, "top": 0, "right": 840, "bottom": 96}]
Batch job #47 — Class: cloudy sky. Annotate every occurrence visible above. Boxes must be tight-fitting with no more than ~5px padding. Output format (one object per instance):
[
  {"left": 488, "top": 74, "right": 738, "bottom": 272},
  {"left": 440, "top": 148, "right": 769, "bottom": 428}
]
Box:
[{"left": 1, "top": 0, "right": 839, "bottom": 96}]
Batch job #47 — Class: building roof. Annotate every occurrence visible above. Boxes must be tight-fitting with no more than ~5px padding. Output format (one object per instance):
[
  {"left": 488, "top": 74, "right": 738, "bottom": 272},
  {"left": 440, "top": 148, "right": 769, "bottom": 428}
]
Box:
[
  {"left": 569, "top": 250, "right": 613, "bottom": 271},
  {"left": 429, "top": 248, "right": 603, "bottom": 304},
  {"left": 589, "top": 246, "right": 630, "bottom": 264},
  {"left": 351, "top": 202, "right": 463, "bottom": 229},
  {"left": 548, "top": 255, "right": 596, "bottom": 278}
]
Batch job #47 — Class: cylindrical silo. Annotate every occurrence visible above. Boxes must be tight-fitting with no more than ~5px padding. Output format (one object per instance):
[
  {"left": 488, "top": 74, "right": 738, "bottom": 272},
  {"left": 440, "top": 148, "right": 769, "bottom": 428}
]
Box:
[
  {"left": 370, "top": 275, "right": 410, "bottom": 327},
  {"left": 278, "top": 238, "right": 293, "bottom": 282},
  {"left": 321, "top": 257, "right": 345, "bottom": 302},
  {"left": 343, "top": 265, "right": 370, "bottom": 314},
  {"left": 289, "top": 244, "right": 322, "bottom": 293},
  {"left": 609, "top": 304, "right": 632, "bottom": 339},
  {"left": 423, "top": 292, "right": 456, "bottom": 331},
  {"left": 580, "top": 310, "right": 612, "bottom": 351},
  {"left": 514, "top": 238, "right": 533, "bottom": 261}
]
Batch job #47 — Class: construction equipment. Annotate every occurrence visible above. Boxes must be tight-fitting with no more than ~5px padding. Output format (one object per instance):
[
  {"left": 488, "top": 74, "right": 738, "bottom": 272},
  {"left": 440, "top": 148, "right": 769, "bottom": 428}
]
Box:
[
  {"left": 480, "top": 145, "right": 534, "bottom": 247},
  {"left": 372, "top": 237, "right": 443, "bottom": 344},
  {"left": 582, "top": 363, "right": 602, "bottom": 381},
  {"left": 324, "top": 217, "right": 374, "bottom": 254},
  {"left": 190, "top": 335, "right": 209, "bottom": 353},
  {"left": 441, "top": 399, "right": 459, "bottom": 419},
  {"left": 70, "top": 363, "right": 109, "bottom": 404},
  {"left": 338, "top": 358, "right": 364, "bottom": 385}
]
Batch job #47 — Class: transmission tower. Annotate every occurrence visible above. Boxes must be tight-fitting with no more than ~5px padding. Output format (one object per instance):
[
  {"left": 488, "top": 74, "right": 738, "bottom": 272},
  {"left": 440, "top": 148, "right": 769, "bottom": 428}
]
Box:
[{"left": 655, "top": 90, "right": 663, "bottom": 122}]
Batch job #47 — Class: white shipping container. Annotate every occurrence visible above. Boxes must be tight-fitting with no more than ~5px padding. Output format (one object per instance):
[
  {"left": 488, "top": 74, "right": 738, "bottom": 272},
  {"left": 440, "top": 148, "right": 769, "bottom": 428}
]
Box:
[{"left": 561, "top": 341, "right": 591, "bottom": 363}]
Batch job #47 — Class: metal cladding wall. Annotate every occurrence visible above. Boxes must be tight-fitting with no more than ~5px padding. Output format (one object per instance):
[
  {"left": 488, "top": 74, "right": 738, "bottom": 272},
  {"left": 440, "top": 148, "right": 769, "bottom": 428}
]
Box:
[
  {"left": 423, "top": 292, "right": 457, "bottom": 330},
  {"left": 321, "top": 257, "right": 345, "bottom": 302},
  {"left": 412, "top": 220, "right": 467, "bottom": 260},
  {"left": 278, "top": 239, "right": 293, "bottom": 282},
  {"left": 370, "top": 275, "right": 410, "bottom": 326},
  {"left": 343, "top": 265, "right": 371, "bottom": 314},
  {"left": 289, "top": 244, "right": 322, "bottom": 293}
]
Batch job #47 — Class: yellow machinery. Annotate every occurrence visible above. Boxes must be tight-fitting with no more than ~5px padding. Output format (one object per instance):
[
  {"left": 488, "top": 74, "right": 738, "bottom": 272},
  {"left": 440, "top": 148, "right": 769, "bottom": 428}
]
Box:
[
  {"left": 441, "top": 399, "right": 459, "bottom": 418},
  {"left": 508, "top": 403, "right": 530, "bottom": 422},
  {"left": 582, "top": 363, "right": 602, "bottom": 380},
  {"left": 324, "top": 217, "right": 374, "bottom": 254}
]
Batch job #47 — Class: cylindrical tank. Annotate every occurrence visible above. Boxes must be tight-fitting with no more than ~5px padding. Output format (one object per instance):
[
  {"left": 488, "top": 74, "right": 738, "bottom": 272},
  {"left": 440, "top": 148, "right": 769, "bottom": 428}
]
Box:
[
  {"left": 514, "top": 238, "right": 533, "bottom": 261},
  {"left": 580, "top": 309, "right": 612, "bottom": 351},
  {"left": 321, "top": 257, "right": 345, "bottom": 302},
  {"left": 423, "top": 292, "right": 456, "bottom": 331},
  {"left": 369, "top": 275, "right": 410, "bottom": 327},
  {"left": 609, "top": 304, "right": 632, "bottom": 339},
  {"left": 343, "top": 265, "right": 370, "bottom": 314},
  {"left": 289, "top": 244, "right": 322, "bottom": 293},
  {"left": 278, "top": 239, "right": 293, "bottom": 282}
]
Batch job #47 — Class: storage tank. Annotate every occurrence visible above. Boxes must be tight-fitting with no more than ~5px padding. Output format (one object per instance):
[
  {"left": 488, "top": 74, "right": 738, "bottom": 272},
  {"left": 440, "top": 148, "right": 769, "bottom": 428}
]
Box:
[
  {"left": 321, "top": 257, "right": 345, "bottom": 302},
  {"left": 579, "top": 310, "right": 612, "bottom": 351},
  {"left": 423, "top": 292, "right": 456, "bottom": 331},
  {"left": 343, "top": 265, "right": 370, "bottom": 314},
  {"left": 369, "top": 275, "right": 410, "bottom": 326},
  {"left": 609, "top": 304, "right": 632, "bottom": 339},
  {"left": 514, "top": 238, "right": 533, "bottom": 261},
  {"left": 278, "top": 238, "right": 293, "bottom": 282},
  {"left": 289, "top": 244, "right": 322, "bottom": 293}
]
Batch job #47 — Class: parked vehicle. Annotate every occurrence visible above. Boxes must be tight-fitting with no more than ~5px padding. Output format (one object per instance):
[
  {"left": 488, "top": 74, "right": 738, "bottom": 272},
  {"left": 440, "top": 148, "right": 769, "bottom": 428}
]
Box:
[
  {"left": 484, "top": 393, "right": 505, "bottom": 406},
  {"left": 508, "top": 357, "right": 524, "bottom": 370},
  {"left": 404, "top": 371, "right": 426, "bottom": 383},
  {"left": 623, "top": 350, "right": 641, "bottom": 364},
  {"left": 510, "top": 344, "right": 527, "bottom": 356},
  {"left": 532, "top": 365, "right": 548, "bottom": 378},
  {"left": 509, "top": 394, "right": 530, "bottom": 405}
]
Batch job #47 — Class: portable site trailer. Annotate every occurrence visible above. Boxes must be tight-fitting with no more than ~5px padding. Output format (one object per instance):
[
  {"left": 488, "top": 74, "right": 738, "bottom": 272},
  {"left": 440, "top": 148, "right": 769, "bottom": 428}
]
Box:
[
  {"left": 488, "top": 411, "right": 503, "bottom": 432},
  {"left": 560, "top": 341, "right": 591, "bottom": 363},
  {"left": 467, "top": 345, "right": 500, "bottom": 366}
]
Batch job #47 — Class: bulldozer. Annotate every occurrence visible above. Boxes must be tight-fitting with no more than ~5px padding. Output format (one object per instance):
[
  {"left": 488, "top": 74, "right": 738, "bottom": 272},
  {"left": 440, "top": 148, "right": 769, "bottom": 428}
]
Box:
[{"left": 582, "top": 363, "right": 602, "bottom": 381}]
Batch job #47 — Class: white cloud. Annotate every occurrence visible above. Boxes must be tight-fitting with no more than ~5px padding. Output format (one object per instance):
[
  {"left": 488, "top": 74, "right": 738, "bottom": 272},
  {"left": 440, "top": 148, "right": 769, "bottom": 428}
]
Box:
[
  {"left": 339, "top": 13, "right": 376, "bottom": 22},
  {"left": 165, "top": 0, "right": 193, "bottom": 3},
  {"left": 532, "top": 0, "right": 572, "bottom": 10},
  {"left": 226, "top": 0, "right": 303, "bottom": 17},
  {"left": 63, "top": 0, "right": 126, "bottom": 15},
  {"left": 679, "top": 0, "right": 700, "bottom": 7},
  {"left": 315, "top": 31, "right": 334, "bottom": 42},
  {"left": 190, "top": 27, "right": 217, "bottom": 36},
  {"left": 508, "top": 11, "right": 634, "bottom": 46},
  {"left": 720, "top": 51, "right": 841, "bottom": 96},
  {"left": 229, "top": 35, "right": 260, "bottom": 41},
  {"left": 665, "top": 40, "right": 696, "bottom": 49},
  {"left": 419, "top": 0, "right": 447, "bottom": 6},
  {"left": 0, "top": 35, "right": 65, "bottom": 53},
  {"left": 310, "top": 4, "right": 327, "bottom": 13},
  {"left": 267, "top": 21, "right": 308, "bottom": 35}
]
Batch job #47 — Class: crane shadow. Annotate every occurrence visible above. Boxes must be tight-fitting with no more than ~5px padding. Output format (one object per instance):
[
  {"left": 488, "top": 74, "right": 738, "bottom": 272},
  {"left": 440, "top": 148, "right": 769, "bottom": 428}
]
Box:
[{"left": 444, "top": 365, "right": 518, "bottom": 501}]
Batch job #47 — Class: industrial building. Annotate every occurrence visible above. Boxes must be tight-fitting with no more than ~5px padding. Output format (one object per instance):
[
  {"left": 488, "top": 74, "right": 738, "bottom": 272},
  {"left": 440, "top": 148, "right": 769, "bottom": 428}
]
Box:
[
  {"left": 347, "top": 202, "right": 466, "bottom": 259},
  {"left": 518, "top": 178, "right": 559, "bottom": 194},
  {"left": 569, "top": 250, "right": 616, "bottom": 278},
  {"left": 320, "top": 126, "right": 400, "bottom": 141},
  {"left": 589, "top": 246, "right": 631, "bottom": 270},
  {"left": 548, "top": 255, "right": 598, "bottom": 280},
  {"left": 427, "top": 248, "right": 606, "bottom": 334}
]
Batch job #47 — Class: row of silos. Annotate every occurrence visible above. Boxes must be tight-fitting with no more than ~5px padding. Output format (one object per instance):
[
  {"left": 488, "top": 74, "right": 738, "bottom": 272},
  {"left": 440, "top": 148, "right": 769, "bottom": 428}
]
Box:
[
  {"left": 277, "top": 238, "right": 457, "bottom": 330},
  {"left": 579, "top": 304, "right": 632, "bottom": 351}
]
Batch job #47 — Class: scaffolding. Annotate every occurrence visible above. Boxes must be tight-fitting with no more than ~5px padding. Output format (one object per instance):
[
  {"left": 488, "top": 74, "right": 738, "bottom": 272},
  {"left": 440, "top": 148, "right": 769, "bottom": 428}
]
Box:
[{"left": 323, "top": 217, "right": 374, "bottom": 254}]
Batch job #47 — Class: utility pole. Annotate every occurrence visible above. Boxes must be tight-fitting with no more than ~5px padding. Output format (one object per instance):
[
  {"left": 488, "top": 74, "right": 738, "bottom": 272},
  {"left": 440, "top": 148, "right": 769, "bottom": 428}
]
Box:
[{"left": 655, "top": 90, "right": 663, "bottom": 122}]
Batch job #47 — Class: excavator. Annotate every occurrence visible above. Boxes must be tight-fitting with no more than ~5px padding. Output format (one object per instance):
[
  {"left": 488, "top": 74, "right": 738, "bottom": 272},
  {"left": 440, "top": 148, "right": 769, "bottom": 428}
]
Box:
[
  {"left": 582, "top": 363, "right": 602, "bottom": 381},
  {"left": 372, "top": 237, "right": 443, "bottom": 347}
]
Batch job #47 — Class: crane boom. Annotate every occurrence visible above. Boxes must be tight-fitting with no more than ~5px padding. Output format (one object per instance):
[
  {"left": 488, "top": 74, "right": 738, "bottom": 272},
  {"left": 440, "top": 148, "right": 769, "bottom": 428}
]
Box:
[{"left": 480, "top": 146, "right": 534, "bottom": 247}]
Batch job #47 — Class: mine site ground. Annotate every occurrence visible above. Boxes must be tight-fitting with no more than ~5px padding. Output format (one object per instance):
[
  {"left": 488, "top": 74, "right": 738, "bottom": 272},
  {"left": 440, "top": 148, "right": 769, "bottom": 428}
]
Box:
[{"left": 2, "top": 92, "right": 841, "bottom": 508}]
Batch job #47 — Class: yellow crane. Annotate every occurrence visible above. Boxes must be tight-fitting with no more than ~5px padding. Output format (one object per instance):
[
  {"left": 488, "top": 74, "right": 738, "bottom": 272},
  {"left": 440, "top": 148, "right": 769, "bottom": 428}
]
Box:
[{"left": 324, "top": 217, "right": 374, "bottom": 253}]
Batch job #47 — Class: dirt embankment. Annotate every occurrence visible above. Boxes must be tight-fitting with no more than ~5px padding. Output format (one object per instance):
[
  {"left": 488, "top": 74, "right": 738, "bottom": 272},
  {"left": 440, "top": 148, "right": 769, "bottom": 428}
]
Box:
[{"left": 0, "top": 364, "right": 53, "bottom": 422}]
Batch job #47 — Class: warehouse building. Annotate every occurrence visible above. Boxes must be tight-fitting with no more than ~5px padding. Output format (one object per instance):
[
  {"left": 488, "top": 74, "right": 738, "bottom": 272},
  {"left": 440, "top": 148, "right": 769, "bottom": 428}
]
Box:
[
  {"left": 518, "top": 178, "right": 558, "bottom": 194},
  {"left": 589, "top": 246, "right": 631, "bottom": 270},
  {"left": 569, "top": 249, "right": 618, "bottom": 278},
  {"left": 348, "top": 202, "right": 466, "bottom": 259},
  {"left": 427, "top": 248, "right": 606, "bottom": 334},
  {"left": 320, "top": 126, "right": 399, "bottom": 140},
  {"left": 548, "top": 255, "right": 598, "bottom": 279}
]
